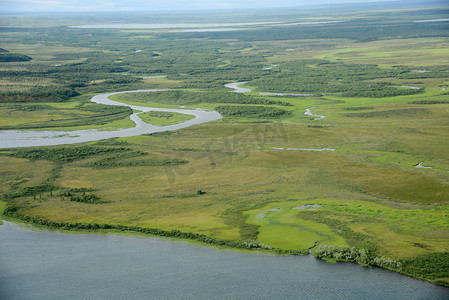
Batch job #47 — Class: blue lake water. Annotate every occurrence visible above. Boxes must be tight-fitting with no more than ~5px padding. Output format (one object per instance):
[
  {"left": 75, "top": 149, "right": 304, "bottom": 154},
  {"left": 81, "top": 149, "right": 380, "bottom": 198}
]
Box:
[{"left": 1, "top": 221, "right": 448, "bottom": 299}]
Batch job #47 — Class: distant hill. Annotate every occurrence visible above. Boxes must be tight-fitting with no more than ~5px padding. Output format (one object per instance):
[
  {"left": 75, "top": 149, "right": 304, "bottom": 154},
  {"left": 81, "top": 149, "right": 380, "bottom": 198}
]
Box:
[{"left": 0, "top": 51, "right": 32, "bottom": 62}]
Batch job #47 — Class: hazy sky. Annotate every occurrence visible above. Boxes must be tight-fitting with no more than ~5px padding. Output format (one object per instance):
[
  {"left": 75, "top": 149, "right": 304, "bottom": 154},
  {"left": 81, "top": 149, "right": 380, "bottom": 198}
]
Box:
[{"left": 1, "top": 0, "right": 400, "bottom": 12}]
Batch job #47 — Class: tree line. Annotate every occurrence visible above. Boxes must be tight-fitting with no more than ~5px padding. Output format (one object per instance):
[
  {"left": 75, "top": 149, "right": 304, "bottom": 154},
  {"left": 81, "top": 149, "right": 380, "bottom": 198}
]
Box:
[
  {"left": 215, "top": 105, "right": 292, "bottom": 119},
  {"left": 113, "top": 90, "right": 292, "bottom": 106}
]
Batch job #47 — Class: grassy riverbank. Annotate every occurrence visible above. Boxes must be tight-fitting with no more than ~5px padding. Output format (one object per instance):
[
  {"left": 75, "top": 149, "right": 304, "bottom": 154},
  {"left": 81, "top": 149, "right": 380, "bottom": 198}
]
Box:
[
  {"left": 0, "top": 200, "right": 5, "bottom": 225},
  {"left": 1, "top": 199, "right": 448, "bottom": 287},
  {"left": 138, "top": 111, "right": 195, "bottom": 126},
  {"left": 1, "top": 2, "right": 449, "bottom": 287},
  {"left": 1, "top": 114, "right": 448, "bottom": 284}
]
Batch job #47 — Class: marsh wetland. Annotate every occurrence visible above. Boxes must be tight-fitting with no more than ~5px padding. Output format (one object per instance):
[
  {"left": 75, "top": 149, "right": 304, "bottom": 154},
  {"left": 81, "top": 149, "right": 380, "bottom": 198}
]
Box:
[{"left": 1, "top": 1, "right": 449, "bottom": 295}]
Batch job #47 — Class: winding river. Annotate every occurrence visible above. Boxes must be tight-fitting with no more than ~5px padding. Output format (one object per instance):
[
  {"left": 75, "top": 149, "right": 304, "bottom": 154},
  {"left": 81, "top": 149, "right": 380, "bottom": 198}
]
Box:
[
  {"left": 224, "top": 81, "right": 253, "bottom": 93},
  {"left": 0, "top": 84, "right": 327, "bottom": 150},
  {"left": 225, "top": 81, "right": 314, "bottom": 96},
  {"left": 1, "top": 87, "right": 448, "bottom": 297},
  {"left": 305, "top": 107, "right": 326, "bottom": 120},
  {"left": 225, "top": 82, "right": 328, "bottom": 120},
  {"left": 0, "top": 90, "right": 222, "bottom": 149}
]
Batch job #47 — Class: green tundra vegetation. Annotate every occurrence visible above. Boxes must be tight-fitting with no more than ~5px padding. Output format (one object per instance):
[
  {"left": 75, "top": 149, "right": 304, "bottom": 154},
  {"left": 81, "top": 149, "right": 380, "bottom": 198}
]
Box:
[
  {"left": 137, "top": 111, "right": 196, "bottom": 126},
  {"left": 0, "top": 53, "right": 32, "bottom": 62},
  {"left": 111, "top": 90, "right": 292, "bottom": 106},
  {"left": 0, "top": 102, "right": 133, "bottom": 130},
  {"left": 1, "top": 1, "right": 448, "bottom": 286}
]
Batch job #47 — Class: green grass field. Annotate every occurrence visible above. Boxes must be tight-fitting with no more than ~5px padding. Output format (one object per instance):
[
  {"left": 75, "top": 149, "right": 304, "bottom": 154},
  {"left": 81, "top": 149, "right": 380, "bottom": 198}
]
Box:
[
  {"left": 1, "top": 5, "right": 449, "bottom": 286},
  {"left": 313, "top": 38, "right": 449, "bottom": 65},
  {"left": 138, "top": 111, "right": 195, "bottom": 126}
]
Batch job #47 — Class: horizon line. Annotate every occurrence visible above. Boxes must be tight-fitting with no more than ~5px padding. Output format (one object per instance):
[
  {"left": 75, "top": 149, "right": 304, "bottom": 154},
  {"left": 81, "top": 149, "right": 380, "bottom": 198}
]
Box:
[{"left": 0, "top": 0, "right": 424, "bottom": 14}]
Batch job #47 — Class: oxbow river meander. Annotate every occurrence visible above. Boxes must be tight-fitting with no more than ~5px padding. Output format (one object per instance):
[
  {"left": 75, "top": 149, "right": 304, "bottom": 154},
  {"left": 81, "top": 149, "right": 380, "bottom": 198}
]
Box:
[
  {"left": 0, "top": 90, "right": 222, "bottom": 149},
  {"left": 1, "top": 88, "right": 449, "bottom": 298}
]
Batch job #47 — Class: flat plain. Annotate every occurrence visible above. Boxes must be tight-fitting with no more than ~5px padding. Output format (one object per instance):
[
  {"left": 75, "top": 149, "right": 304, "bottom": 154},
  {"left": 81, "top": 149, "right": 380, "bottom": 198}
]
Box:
[{"left": 1, "top": 2, "right": 448, "bottom": 286}]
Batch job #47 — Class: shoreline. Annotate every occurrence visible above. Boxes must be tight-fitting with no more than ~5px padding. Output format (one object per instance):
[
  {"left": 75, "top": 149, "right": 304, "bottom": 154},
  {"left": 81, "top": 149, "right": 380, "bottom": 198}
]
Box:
[
  {"left": 0, "top": 211, "right": 302, "bottom": 256},
  {"left": 0, "top": 83, "right": 447, "bottom": 288},
  {"left": 1, "top": 211, "right": 448, "bottom": 288},
  {"left": 0, "top": 218, "right": 279, "bottom": 258}
]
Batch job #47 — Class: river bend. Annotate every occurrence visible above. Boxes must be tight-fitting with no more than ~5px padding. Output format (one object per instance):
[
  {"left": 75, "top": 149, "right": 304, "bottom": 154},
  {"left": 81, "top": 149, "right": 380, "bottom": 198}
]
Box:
[{"left": 0, "top": 90, "right": 222, "bottom": 149}]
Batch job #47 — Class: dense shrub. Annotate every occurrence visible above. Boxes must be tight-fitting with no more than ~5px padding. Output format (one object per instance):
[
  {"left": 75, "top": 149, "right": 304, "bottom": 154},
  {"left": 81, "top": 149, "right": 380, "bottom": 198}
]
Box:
[
  {"left": 215, "top": 105, "right": 291, "bottom": 118},
  {"left": 0, "top": 53, "right": 32, "bottom": 62},
  {"left": 9, "top": 146, "right": 132, "bottom": 163}
]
